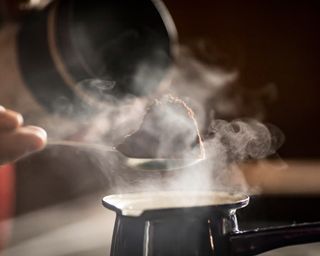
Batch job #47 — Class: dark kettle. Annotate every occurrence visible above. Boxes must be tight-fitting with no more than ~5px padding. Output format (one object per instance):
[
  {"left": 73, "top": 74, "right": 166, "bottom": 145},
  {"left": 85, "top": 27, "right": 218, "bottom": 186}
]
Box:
[
  {"left": 18, "top": 0, "right": 176, "bottom": 117},
  {"left": 103, "top": 191, "right": 320, "bottom": 256}
]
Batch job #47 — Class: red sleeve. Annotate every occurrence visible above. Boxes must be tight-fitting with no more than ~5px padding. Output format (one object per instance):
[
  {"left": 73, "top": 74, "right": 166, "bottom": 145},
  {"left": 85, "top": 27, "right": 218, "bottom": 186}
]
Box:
[{"left": 0, "top": 164, "right": 15, "bottom": 250}]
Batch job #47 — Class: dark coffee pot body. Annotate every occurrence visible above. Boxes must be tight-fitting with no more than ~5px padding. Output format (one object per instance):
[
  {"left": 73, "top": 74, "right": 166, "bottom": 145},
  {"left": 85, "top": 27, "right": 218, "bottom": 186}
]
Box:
[
  {"left": 103, "top": 196, "right": 320, "bottom": 256},
  {"left": 17, "top": 0, "right": 175, "bottom": 118}
]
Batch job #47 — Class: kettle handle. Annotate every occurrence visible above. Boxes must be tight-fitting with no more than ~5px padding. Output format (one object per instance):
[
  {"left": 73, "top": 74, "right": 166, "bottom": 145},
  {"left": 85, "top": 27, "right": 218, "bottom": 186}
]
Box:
[{"left": 229, "top": 221, "right": 320, "bottom": 256}]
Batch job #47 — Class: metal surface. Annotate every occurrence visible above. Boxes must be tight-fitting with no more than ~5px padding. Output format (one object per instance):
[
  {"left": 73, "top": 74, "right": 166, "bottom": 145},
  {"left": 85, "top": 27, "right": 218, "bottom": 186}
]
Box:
[{"left": 48, "top": 141, "right": 203, "bottom": 172}]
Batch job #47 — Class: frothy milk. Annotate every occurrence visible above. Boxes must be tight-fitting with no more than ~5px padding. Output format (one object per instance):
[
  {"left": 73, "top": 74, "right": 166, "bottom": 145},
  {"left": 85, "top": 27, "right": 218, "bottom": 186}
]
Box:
[{"left": 103, "top": 191, "right": 247, "bottom": 216}]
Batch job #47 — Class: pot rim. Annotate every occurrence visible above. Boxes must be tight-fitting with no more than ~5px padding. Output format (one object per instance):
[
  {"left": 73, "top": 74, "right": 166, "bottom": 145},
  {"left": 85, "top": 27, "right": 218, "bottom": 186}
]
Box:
[{"left": 102, "top": 190, "right": 250, "bottom": 218}]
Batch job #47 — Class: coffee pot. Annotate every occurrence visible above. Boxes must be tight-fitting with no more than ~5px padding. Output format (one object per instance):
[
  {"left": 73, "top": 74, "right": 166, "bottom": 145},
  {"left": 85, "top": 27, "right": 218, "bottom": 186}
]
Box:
[
  {"left": 0, "top": 0, "right": 175, "bottom": 120},
  {"left": 103, "top": 191, "right": 320, "bottom": 256}
]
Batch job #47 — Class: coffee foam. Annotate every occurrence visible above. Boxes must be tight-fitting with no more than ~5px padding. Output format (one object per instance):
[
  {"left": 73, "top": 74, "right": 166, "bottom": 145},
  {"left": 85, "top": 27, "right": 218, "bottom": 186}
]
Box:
[{"left": 103, "top": 191, "right": 247, "bottom": 216}]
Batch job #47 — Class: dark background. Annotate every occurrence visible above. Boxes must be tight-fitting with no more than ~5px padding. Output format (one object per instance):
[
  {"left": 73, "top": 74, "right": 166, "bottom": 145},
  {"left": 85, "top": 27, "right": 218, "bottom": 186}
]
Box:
[{"left": 163, "top": 0, "right": 320, "bottom": 159}]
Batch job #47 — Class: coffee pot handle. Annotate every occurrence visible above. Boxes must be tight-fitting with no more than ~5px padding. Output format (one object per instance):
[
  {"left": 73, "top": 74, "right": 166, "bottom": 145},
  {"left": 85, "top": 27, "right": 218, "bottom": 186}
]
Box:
[{"left": 229, "top": 221, "right": 320, "bottom": 256}]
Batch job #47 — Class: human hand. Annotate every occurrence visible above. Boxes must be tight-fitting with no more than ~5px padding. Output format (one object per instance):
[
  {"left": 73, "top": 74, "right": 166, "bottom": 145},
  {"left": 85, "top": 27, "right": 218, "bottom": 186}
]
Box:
[{"left": 0, "top": 106, "right": 47, "bottom": 165}]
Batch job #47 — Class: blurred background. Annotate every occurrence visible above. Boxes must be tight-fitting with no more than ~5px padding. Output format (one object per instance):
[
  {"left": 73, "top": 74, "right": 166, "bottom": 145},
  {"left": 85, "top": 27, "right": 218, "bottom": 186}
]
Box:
[
  {"left": 1, "top": 0, "right": 320, "bottom": 255},
  {"left": 163, "top": 0, "right": 320, "bottom": 159}
]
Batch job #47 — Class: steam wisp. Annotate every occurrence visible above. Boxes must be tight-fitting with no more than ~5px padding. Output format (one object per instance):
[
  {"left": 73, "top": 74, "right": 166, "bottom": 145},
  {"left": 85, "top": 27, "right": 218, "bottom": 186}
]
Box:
[
  {"left": 37, "top": 45, "right": 283, "bottom": 197},
  {"left": 166, "top": 95, "right": 206, "bottom": 160}
]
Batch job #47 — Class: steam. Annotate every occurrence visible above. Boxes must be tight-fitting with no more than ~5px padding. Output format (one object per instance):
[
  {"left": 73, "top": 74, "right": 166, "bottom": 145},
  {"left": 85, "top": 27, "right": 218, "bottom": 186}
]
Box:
[
  {"left": 126, "top": 115, "right": 283, "bottom": 195},
  {"left": 77, "top": 79, "right": 116, "bottom": 97},
  {"left": 0, "top": 22, "right": 284, "bottom": 196},
  {"left": 168, "top": 95, "right": 205, "bottom": 159},
  {"left": 0, "top": 13, "right": 285, "bottom": 198},
  {"left": 210, "top": 119, "right": 276, "bottom": 161},
  {"left": 43, "top": 44, "right": 284, "bottom": 196},
  {"left": 175, "top": 118, "right": 283, "bottom": 192},
  {"left": 106, "top": 45, "right": 284, "bottom": 195},
  {"left": 114, "top": 94, "right": 206, "bottom": 159}
]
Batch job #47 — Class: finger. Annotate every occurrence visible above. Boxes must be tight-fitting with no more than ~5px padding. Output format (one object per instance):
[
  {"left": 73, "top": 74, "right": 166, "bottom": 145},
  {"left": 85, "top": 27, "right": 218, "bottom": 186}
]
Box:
[
  {"left": 0, "top": 106, "right": 24, "bottom": 131},
  {"left": 0, "top": 126, "right": 47, "bottom": 164}
]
